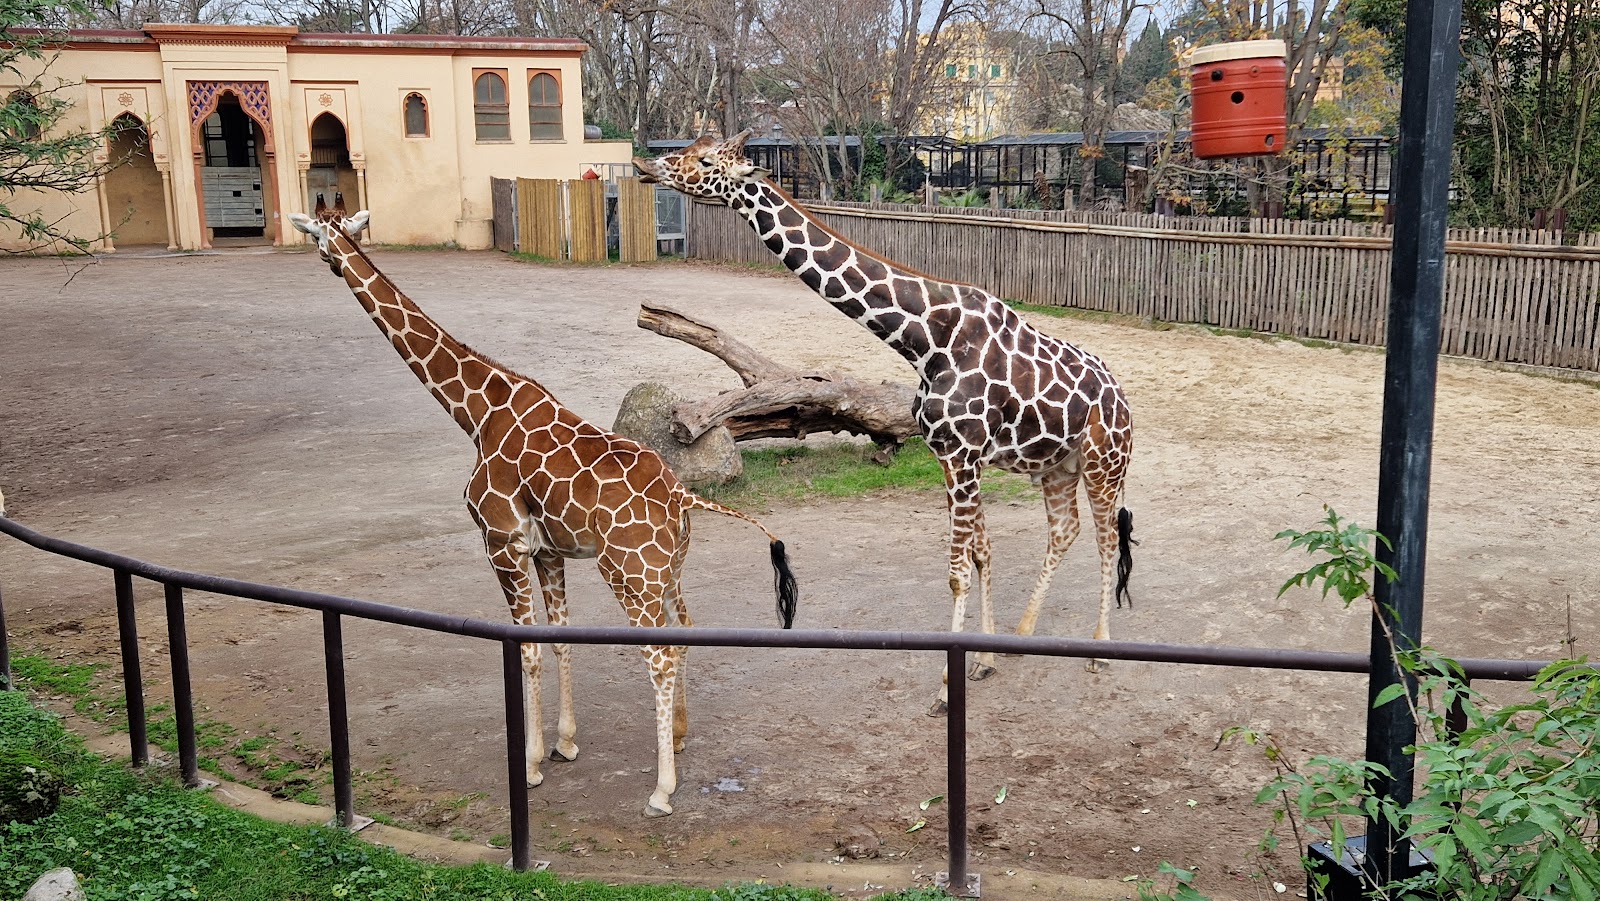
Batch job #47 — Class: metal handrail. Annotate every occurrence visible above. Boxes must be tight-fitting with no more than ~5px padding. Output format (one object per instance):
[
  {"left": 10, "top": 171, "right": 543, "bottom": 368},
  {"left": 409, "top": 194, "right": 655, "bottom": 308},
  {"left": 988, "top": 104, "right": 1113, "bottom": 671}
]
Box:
[{"left": 0, "top": 513, "right": 1554, "bottom": 891}]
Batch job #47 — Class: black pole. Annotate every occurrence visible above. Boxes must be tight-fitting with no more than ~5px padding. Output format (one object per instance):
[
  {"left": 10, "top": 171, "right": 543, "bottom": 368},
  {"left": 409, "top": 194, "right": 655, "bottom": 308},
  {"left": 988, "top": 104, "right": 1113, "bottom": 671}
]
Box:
[
  {"left": 164, "top": 582, "right": 200, "bottom": 788},
  {"left": 115, "top": 570, "right": 148, "bottom": 767},
  {"left": 1363, "top": 0, "right": 1463, "bottom": 888},
  {"left": 945, "top": 648, "right": 970, "bottom": 895},
  {"left": 501, "top": 640, "right": 531, "bottom": 872},
  {"left": 323, "top": 611, "right": 355, "bottom": 829},
  {"left": 0, "top": 572, "right": 11, "bottom": 691}
]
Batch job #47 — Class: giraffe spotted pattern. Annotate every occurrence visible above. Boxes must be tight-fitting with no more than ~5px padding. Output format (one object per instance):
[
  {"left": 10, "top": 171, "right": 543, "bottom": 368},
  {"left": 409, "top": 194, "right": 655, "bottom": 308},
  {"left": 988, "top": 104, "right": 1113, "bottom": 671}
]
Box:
[
  {"left": 637, "top": 133, "right": 1133, "bottom": 714},
  {"left": 288, "top": 208, "right": 798, "bottom": 817}
]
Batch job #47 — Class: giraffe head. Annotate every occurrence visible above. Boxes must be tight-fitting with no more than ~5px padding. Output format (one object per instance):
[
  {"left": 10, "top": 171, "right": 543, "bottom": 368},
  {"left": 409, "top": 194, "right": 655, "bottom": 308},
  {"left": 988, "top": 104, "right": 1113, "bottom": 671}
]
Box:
[
  {"left": 289, "top": 208, "right": 372, "bottom": 275},
  {"left": 633, "top": 130, "right": 768, "bottom": 202}
]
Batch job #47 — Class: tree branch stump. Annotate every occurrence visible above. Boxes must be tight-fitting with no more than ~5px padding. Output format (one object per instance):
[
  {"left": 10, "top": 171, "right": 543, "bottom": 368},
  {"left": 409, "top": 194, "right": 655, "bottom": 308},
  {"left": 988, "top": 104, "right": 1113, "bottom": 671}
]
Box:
[{"left": 637, "top": 303, "right": 918, "bottom": 459}]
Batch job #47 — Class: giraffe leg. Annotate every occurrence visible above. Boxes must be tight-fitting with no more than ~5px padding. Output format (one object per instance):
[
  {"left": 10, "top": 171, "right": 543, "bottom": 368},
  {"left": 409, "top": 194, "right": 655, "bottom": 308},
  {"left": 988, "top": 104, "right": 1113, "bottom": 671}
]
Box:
[
  {"left": 640, "top": 641, "right": 679, "bottom": 817},
  {"left": 599, "top": 548, "right": 680, "bottom": 817},
  {"left": 967, "top": 506, "right": 997, "bottom": 682},
  {"left": 533, "top": 555, "right": 579, "bottom": 763},
  {"left": 468, "top": 477, "right": 547, "bottom": 787},
  {"left": 665, "top": 518, "right": 693, "bottom": 754},
  {"left": 474, "top": 522, "right": 546, "bottom": 787},
  {"left": 932, "top": 456, "right": 984, "bottom": 717},
  {"left": 1012, "top": 465, "right": 1084, "bottom": 645},
  {"left": 1083, "top": 478, "right": 1125, "bottom": 673}
]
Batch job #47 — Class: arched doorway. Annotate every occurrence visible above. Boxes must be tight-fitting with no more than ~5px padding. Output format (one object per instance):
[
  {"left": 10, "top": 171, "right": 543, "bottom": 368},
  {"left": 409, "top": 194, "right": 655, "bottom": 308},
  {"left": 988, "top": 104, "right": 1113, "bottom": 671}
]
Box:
[
  {"left": 102, "top": 113, "right": 169, "bottom": 248},
  {"left": 306, "top": 112, "right": 358, "bottom": 218},
  {"left": 198, "top": 94, "right": 269, "bottom": 243}
]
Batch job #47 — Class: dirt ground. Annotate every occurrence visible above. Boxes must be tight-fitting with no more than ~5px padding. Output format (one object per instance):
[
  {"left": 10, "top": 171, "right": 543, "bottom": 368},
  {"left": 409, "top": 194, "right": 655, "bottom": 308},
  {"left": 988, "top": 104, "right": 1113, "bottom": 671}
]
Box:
[{"left": 2, "top": 248, "right": 1597, "bottom": 899}]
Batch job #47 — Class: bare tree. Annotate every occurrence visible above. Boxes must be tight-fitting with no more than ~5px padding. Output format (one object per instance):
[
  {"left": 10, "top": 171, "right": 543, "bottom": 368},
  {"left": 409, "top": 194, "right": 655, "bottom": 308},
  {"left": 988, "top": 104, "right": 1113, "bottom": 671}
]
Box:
[
  {"left": 1026, "top": 0, "right": 1151, "bottom": 207},
  {"left": 756, "top": 0, "right": 889, "bottom": 196}
]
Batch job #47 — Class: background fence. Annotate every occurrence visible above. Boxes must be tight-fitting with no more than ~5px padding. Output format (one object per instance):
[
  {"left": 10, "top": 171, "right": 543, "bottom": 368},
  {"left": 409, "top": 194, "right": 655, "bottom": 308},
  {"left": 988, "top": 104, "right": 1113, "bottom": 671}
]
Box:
[
  {"left": 491, "top": 176, "right": 658, "bottom": 263},
  {"left": 687, "top": 202, "right": 1600, "bottom": 373}
]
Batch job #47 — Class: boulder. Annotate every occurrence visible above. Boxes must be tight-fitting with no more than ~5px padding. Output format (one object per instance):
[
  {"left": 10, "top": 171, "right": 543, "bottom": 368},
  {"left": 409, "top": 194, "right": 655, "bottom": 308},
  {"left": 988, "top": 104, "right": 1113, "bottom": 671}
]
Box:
[
  {"left": 612, "top": 382, "right": 742, "bottom": 488},
  {"left": 23, "top": 869, "right": 84, "bottom": 901}
]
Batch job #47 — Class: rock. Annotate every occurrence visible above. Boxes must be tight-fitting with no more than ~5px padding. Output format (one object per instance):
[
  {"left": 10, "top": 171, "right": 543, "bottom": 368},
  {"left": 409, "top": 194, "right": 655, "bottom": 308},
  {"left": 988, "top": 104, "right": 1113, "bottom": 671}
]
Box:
[
  {"left": 834, "top": 823, "right": 882, "bottom": 860},
  {"left": 23, "top": 868, "right": 84, "bottom": 901},
  {"left": 612, "top": 382, "right": 742, "bottom": 488}
]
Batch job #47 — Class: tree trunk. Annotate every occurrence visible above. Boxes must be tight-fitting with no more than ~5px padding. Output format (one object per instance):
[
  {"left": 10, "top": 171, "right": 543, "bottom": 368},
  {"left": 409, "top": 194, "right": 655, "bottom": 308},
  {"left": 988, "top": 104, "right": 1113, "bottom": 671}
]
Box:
[{"left": 637, "top": 304, "right": 918, "bottom": 458}]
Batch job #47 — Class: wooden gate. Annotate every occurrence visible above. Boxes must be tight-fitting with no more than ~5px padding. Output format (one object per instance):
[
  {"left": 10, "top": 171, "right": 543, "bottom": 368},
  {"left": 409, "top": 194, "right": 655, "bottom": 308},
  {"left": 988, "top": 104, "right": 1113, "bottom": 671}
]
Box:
[
  {"left": 567, "top": 178, "right": 607, "bottom": 262},
  {"left": 490, "top": 178, "right": 516, "bottom": 253},
  {"left": 616, "top": 177, "right": 658, "bottom": 263},
  {"left": 516, "top": 178, "right": 564, "bottom": 260}
]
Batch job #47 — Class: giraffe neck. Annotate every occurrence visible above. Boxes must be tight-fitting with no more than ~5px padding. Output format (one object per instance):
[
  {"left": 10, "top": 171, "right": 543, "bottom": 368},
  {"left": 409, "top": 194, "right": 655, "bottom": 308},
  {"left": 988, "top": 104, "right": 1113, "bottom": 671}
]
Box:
[
  {"left": 733, "top": 181, "right": 940, "bottom": 365},
  {"left": 326, "top": 232, "right": 545, "bottom": 439}
]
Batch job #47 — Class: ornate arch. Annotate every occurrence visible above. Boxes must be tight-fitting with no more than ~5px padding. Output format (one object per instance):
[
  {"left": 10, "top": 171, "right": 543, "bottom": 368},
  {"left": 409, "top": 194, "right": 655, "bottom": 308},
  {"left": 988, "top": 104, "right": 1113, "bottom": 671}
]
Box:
[
  {"left": 185, "top": 79, "right": 281, "bottom": 248},
  {"left": 187, "top": 80, "right": 274, "bottom": 154}
]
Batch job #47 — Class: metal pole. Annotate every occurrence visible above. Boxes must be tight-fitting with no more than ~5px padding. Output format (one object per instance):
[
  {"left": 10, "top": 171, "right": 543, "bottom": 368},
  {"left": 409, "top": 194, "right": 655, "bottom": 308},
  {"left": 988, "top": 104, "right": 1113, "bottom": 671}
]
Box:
[
  {"left": 0, "top": 572, "right": 11, "bottom": 691},
  {"left": 501, "top": 640, "right": 531, "bottom": 871},
  {"left": 945, "top": 647, "right": 971, "bottom": 895},
  {"left": 1363, "top": 0, "right": 1463, "bottom": 887},
  {"left": 164, "top": 582, "right": 200, "bottom": 788},
  {"left": 115, "top": 569, "right": 148, "bottom": 767},
  {"left": 323, "top": 610, "right": 355, "bottom": 829}
]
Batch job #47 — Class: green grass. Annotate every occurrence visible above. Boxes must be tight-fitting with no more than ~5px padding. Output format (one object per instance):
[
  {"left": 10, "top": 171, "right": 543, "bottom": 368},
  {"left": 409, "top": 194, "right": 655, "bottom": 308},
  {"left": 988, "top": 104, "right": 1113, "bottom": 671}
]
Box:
[
  {"left": 0, "top": 690, "right": 942, "bottom": 901},
  {"left": 700, "top": 438, "right": 1039, "bottom": 507}
]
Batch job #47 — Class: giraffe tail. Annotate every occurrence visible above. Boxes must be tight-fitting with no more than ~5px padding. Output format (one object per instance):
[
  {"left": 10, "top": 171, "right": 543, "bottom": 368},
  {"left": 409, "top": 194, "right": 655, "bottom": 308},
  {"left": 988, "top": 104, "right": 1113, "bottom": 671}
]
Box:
[
  {"left": 685, "top": 494, "right": 799, "bottom": 629},
  {"left": 1115, "top": 507, "right": 1135, "bottom": 609}
]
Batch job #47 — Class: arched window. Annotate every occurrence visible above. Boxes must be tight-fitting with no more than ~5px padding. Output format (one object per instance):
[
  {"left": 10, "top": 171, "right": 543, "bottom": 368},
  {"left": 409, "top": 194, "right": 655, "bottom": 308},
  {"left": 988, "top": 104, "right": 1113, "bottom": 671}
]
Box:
[
  {"left": 528, "top": 72, "right": 562, "bottom": 141},
  {"left": 473, "top": 71, "right": 509, "bottom": 141},
  {"left": 7, "top": 90, "right": 41, "bottom": 141},
  {"left": 403, "top": 92, "right": 429, "bottom": 138}
]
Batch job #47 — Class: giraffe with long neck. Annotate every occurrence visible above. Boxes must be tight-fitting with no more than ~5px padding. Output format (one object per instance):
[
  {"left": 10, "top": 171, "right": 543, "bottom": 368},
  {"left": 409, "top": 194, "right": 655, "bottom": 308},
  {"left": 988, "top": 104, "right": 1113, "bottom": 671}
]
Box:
[
  {"left": 288, "top": 210, "right": 798, "bottom": 816},
  {"left": 636, "top": 132, "right": 1132, "bottom": 714}
]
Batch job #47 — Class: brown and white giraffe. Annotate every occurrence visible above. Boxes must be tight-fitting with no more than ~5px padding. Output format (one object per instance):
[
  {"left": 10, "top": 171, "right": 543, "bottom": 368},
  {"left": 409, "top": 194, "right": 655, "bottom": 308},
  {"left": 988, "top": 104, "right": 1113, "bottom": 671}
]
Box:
[
  {"left": 636, "top": 133, "right": 1133, "bottom": 714},
  {"left": 287, "top": 209, "right": 799, "bottom": 817}
]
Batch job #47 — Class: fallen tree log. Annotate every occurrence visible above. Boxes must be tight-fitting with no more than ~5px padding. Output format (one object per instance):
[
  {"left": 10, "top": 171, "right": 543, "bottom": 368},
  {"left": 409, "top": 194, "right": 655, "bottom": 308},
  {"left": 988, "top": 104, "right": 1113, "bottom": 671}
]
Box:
[{"left": 637, "top": 303, "right": 918, "bottom": 458}]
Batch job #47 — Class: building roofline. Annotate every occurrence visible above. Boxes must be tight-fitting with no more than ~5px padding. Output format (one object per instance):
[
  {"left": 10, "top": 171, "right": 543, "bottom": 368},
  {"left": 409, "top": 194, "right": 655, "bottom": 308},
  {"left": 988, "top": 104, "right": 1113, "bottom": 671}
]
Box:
[{"left": 7, "top": 26, "right": 587, "bottom": 55}]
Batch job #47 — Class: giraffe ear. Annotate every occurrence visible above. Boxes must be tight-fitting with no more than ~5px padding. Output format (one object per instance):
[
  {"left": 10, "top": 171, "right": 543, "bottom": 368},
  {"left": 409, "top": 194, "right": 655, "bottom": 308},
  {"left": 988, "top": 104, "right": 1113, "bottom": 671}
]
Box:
[
  {"left": 288, "top": 212, "right": 320, "bottom": 236},
  {"left": 726, "top": 129, "right": 753, "bottom": 155},
  {"left": 346, "top": 210, "right": 371, "bottom": 237}
]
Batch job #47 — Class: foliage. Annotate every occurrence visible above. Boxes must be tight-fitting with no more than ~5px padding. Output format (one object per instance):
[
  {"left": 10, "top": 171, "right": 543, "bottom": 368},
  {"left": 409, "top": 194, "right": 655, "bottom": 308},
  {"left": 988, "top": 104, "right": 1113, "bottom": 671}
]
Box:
[
  {"left": 1, "top": 0, "right": 138, "bottom": 252},
  {"left": 1274, "top": 506, "right": 1397, "bottom": 607},
  {"left": 0, "top": 687, "right": 948, "bottom": 900},
  {"left": 1120, "top": 19, "right": 1171, "bottom": 104},
  {"left": 1355, "top": 0, "right": 1600, "bottom": 230},
  {"left": 1142, "top": 512, "right": 1600, "bottom": 900},
  {"left": 0, "top": 746, "right": 66, "bottom": 824},
  {"left": 937, "top": 187, "right": 989, "bottom": 208}
]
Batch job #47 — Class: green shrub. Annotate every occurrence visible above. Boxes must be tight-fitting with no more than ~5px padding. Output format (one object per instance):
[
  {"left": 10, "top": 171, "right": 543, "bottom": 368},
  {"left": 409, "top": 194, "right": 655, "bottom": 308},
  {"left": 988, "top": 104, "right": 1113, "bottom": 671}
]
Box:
[{"left": 0, "top": 747, "right": 65, "bottom": 823}]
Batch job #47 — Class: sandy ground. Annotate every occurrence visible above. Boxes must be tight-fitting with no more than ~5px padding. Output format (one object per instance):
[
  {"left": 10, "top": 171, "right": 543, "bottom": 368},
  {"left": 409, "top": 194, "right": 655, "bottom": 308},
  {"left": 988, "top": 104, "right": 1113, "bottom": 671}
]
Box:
[{"left": 2, "top": 248, "right": 1597, "bottom": 899}]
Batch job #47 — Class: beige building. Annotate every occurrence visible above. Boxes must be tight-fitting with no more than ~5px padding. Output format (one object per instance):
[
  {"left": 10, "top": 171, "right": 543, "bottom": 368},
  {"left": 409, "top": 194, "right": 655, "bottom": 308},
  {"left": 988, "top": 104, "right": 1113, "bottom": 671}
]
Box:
[
  {"left": 1, "top": 24, "right": 632, "bottom": 251},
  {"left": 914, "top": 24, "right": 1024, "bottom": 140}
]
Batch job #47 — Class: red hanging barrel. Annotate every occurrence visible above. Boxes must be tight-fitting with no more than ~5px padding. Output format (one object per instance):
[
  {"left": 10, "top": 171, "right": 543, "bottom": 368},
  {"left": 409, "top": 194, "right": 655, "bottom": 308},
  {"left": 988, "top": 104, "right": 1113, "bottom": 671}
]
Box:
[{"left": 1189, "top": 39, "right": 1287, "bottom": 159}]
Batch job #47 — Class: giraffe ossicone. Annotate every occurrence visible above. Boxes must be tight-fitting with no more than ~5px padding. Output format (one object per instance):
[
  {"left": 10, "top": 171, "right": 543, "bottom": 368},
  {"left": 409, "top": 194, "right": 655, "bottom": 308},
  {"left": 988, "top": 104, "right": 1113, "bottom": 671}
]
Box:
[
  {"left": 287, "top": 209, "right": 799, "bottom": 817},
  {"left": 637, "top": 133, "right": 1134, "bottom": 714}
]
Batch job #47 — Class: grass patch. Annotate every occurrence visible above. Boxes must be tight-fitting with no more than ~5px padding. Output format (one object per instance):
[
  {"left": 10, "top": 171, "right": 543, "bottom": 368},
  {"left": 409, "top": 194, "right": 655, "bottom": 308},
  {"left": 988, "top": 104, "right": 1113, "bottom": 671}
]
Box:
[
  {"left": 0, "top": 690, "right": 941, "bottom": 900},
  {"left": 700, "top": 439, "right": 1039, "bottom": 507}
]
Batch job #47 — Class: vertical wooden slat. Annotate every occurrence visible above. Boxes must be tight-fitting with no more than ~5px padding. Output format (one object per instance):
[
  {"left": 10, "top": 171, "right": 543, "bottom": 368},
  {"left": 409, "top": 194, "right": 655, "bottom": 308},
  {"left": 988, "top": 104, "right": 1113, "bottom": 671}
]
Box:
[
  {"left": 568, "top": 178, "right": 608, "bottom": 263},
  {"left": 616, "top": 177, "right": 658, "bottom": 263}
]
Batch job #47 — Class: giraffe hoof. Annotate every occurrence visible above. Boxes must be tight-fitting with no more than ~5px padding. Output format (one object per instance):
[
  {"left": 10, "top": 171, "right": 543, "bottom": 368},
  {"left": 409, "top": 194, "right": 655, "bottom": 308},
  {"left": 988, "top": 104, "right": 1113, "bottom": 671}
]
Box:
[
  {"left": 526, "top": 771, "right": 544, "bottom": 789},
  {"left": 673, "top": 739, "right": 686, "bottom": 753},
  {"left": 644, "top": 802, "right": 674, "bottom": 818},
  {"left": 550, "top": 744, "right": 579, "bottom": 763},
  {"left": 1085, "top": 658, "right": 1110, "bottom": 674},
  {"left": 927, "top": 699, "right": 949, "bottom": 718},
  {"left": 967, "top": 662, "right": 997, "bottom": 681}
]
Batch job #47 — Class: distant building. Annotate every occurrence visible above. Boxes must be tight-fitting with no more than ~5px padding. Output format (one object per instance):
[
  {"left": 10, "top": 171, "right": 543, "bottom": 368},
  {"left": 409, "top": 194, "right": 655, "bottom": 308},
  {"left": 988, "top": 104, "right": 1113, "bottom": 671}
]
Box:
[
  {"left": 914, "top": 24, "right": 1024, "bottom": 140},
  {"left": 1, "top": 24, "right": 632, "bottom": 251}
]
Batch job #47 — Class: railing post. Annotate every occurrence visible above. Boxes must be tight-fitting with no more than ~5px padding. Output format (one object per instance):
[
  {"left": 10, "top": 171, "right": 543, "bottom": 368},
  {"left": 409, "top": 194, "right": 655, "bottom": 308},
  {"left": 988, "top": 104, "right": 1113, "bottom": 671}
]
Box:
[
  {"left": 323, "top": 610, "right": 356, "bottom": 829},
  {"left": 115, "top": 570, "right": 148, "bottom": 767},
  {"left": 0, "top": 571, "right": 12, "bottom": 691},
  {"left": 501, "top": 639, "right": 531, "bottom": 871},
  {"left": 163, "top": 582, "right": 200, "bottom": 787},
  {"left": 939, "top": 646, "right": 976, "bottom": 897}
]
